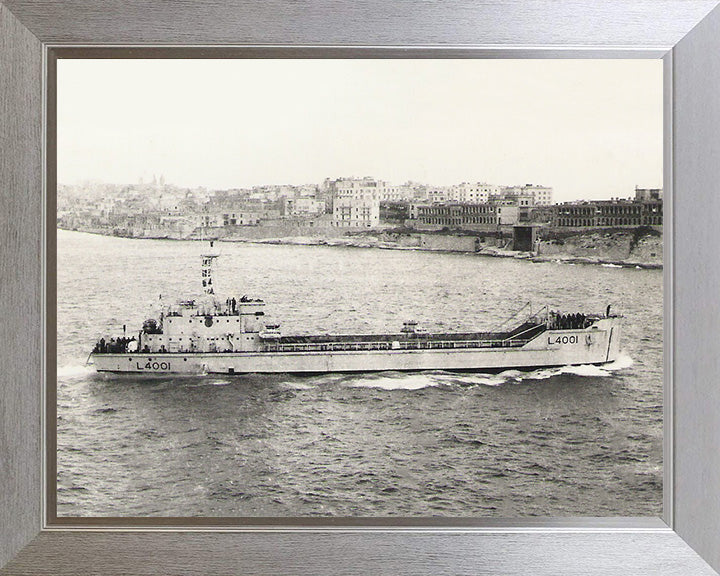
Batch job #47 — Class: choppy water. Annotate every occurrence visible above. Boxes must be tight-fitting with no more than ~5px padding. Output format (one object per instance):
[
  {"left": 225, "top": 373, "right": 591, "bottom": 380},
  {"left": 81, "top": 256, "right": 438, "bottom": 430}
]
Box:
[{"left": 56, "top": 230, "right": 663, "bottom": 517}]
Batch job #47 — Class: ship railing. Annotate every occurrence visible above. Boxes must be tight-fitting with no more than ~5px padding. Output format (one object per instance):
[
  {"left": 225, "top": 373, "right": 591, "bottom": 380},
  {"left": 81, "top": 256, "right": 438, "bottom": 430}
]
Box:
[{"left": 262, "top": 338, "right": 532, "bottom": 353}]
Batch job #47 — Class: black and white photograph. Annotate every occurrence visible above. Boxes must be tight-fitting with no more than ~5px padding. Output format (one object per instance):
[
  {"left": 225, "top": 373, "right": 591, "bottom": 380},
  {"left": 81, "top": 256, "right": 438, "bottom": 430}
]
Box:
[{"left": 56, "top": 58, "right": 663, "bottom": 518}]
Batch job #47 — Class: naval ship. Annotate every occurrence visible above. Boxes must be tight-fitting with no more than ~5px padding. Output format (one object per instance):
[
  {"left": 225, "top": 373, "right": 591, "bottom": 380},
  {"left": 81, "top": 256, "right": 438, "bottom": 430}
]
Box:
[{"left": 89, "top": 243, "right": 621, "bottom": 375}]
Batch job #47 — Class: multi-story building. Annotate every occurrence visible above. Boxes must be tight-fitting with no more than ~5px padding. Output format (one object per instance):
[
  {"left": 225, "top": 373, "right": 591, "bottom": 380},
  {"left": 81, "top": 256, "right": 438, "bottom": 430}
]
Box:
[
  {"left": 635, "top": 186, "right": 663, "bottom": 202},
  {"left": 329, "top": 177, "right": 381, "bottom": 228},
  {"left": 554, "top": 197, "right": 663, "bottom": 228},
  {"left": 199, "top": 211, "right": 261, "bottom": 227},
  {"left": 501, "top": 184, "right": 553, "bottom": 206},
  {"left": 597, "top": 200, "right": 662, "bottom": 227},
  {"left": 378, "top": 183, "right": 416, "bottom": 202},
  {"left": 451, "top": 182, "right": 500, "bottom": 204},
  {"left": 490, "top": 191, "right": 534, "bottom": 224},
  {"left": 406, "top": 182, "right": 550, "bottom": 230},
  {"left": 413, "top": 203, "right": 498, "bottom": 229},
  {"left": 554, "top": 203, "right": 599, "bottom": 227},
  {"left": 426, "top": 187, "right": 450, "bottom": 203}
]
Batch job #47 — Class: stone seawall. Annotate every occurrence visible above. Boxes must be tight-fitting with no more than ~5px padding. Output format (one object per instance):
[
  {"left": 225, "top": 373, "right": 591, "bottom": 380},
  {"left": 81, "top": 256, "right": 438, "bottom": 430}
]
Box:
[
  {"left": 189, "top": 224, "right": 348, "bottom": 241},
  {"left": 59, "top": 225, "right": 662, "bottom": 268}
]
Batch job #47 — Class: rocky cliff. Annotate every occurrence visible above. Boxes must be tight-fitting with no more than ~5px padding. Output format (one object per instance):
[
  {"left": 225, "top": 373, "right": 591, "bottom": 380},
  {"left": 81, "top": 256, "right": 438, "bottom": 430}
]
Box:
[{"left": 535, "top": 228, "right": 662, "bottom": 267}]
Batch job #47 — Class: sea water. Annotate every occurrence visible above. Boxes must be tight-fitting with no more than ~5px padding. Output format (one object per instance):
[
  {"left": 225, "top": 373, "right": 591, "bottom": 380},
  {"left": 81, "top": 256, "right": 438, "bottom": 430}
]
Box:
[{"left": 56, "top": 229, "right": 662, "bottom": 517}]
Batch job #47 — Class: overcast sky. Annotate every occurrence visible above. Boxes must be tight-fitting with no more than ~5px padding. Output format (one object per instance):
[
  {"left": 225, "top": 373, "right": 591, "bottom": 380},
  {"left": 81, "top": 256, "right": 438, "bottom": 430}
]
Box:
[{"left": 58, "top": 59, "right": 662, "bottom": 203}]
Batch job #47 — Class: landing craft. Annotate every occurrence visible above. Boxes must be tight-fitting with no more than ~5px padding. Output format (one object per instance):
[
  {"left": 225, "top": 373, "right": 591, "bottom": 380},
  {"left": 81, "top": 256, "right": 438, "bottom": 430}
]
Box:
[{"left": 89, "top": 243, "right": 622, "bottom": 375}]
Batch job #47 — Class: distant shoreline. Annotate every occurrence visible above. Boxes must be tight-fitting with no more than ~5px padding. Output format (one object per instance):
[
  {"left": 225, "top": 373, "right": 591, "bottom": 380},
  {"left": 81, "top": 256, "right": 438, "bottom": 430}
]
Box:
[
  {"left": 233, "top": 236, "right": 663, "bottom": 270},
  {"left": 57, "top": 226, "right": 663, "bottom": 270}
]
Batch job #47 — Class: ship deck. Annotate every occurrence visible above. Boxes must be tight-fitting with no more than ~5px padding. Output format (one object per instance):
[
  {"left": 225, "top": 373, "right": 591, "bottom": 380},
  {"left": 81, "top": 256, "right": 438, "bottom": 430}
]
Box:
[{"left": 263, "top": 323, "right": 547, "bottom": 354}]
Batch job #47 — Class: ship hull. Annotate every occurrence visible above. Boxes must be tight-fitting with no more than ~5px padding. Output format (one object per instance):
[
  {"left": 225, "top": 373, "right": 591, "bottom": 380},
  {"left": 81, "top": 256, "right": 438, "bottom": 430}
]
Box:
[{"left": 90, "top": 321, "right": 621, "bottom": 376}]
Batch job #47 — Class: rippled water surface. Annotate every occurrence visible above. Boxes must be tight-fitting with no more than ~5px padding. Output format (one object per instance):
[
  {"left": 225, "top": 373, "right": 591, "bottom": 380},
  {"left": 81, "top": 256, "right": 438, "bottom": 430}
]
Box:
[{"left": 57, "top": 230, "right": 663, "bottom": 517}]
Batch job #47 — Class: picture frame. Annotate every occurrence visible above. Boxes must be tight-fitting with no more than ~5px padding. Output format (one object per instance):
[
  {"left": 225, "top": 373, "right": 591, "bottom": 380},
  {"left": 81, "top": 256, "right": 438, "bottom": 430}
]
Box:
[{"left": 2, "top": 1, "right": 720, "bottom": 574}]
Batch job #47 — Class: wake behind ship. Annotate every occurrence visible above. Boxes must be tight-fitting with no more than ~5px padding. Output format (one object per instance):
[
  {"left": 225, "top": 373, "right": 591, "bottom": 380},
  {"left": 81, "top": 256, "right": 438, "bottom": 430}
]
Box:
[{"left": 89, "top": 243, "right": 621, "bottom": 375}]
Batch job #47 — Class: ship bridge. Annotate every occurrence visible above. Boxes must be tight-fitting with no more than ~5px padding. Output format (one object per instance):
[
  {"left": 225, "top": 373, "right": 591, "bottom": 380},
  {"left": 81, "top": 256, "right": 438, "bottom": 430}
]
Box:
[
  {"left": 136, "top": 294, "right": 267, "bottom": 354},
  {"left": 133, "top": 240, "right": 271, "bottom": 354}
]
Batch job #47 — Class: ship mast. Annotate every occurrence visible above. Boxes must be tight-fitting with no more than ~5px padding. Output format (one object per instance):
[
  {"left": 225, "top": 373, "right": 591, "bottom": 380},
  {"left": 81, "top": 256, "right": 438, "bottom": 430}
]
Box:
[{"left": 201, "top": 240, "right": 219, "bottom": 295}]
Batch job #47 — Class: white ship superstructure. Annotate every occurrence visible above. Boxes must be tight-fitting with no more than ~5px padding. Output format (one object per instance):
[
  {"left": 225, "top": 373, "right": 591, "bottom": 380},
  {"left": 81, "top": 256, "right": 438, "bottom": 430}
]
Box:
[{"left": 90, "top": 243, "right": 622, "bottom": 375}]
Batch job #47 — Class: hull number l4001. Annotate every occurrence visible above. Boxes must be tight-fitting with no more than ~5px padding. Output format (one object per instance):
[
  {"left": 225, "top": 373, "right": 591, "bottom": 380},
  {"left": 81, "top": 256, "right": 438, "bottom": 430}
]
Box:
[{"left": 547, "top": 334, "right": 579, "bottom": 345}]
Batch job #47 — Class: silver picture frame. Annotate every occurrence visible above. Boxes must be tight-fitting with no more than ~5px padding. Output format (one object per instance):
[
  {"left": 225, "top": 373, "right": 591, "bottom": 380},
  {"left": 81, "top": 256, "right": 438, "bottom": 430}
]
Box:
[{"left": 2, "top": 1, "right": 720, "bottom": 574}]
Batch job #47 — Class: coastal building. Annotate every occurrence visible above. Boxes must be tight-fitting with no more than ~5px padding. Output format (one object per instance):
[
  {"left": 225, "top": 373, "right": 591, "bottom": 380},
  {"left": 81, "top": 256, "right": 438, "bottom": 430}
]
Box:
[
  {"left": 422, "top": 182, "right": 501, "bottom": 204},
  {"left": 329, "top": 177, "right": 381, "bottom": 228},
  {"left": 490, "top": 191, "right": 534, "bottom": 224},
  {"left": 513, "top": 225, "right": 542, "bottom": 252},
  {"left": 501, "top": 184, "right": 553, "bottom": 206},
  {"left": 412, "top": 203, "right": 498, "bottom": 230},
  {"left": 553, "top": 195, "right": 663, "bottom": 228},
  {"left": 404, "top": 182, "right": 429, "bottom": 201},
  {"left": 635, "top": 186, "right": 663, "bottom": 202},
  {"left": 199, "top": 211, "right": 261, "bottom": 227},
  {"left": 554, "top": 203, "right": 599, "bottom": 228},
  {"left": 378, "top": 183, "right": 416, "bottom": 202},
  {"left": 426, "top": 187, "right": 450, "bottom": 203},
  {"left": 452, "top": 182, "right": 500, "bottom": 203}
]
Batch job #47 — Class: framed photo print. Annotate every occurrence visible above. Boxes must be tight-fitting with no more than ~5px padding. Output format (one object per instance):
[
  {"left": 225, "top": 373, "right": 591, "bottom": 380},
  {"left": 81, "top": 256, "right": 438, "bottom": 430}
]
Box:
[{"left": 2, "top": 2, "right": 720, "bottom": 575}]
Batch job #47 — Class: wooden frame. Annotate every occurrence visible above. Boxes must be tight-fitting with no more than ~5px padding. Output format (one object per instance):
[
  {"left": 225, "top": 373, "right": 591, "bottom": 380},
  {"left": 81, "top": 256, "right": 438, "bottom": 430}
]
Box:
[{"left": 2, "top": 1, "right": 720, "bottom": 574}]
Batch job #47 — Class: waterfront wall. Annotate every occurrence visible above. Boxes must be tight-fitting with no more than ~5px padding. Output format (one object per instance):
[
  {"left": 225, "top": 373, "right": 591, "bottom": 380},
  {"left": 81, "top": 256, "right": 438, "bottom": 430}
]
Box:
[
  {"left": 418, "top": 234, "right": 479, "bottom": 252},
  {"left": 190, "top": 224, "right": 347, "bottom": 241},
  {"left": 379, "top": 232, "right": 507, "bottom": 252},
  {"left": 59, "top": 224, "right": 662, "bottom": 267}
]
